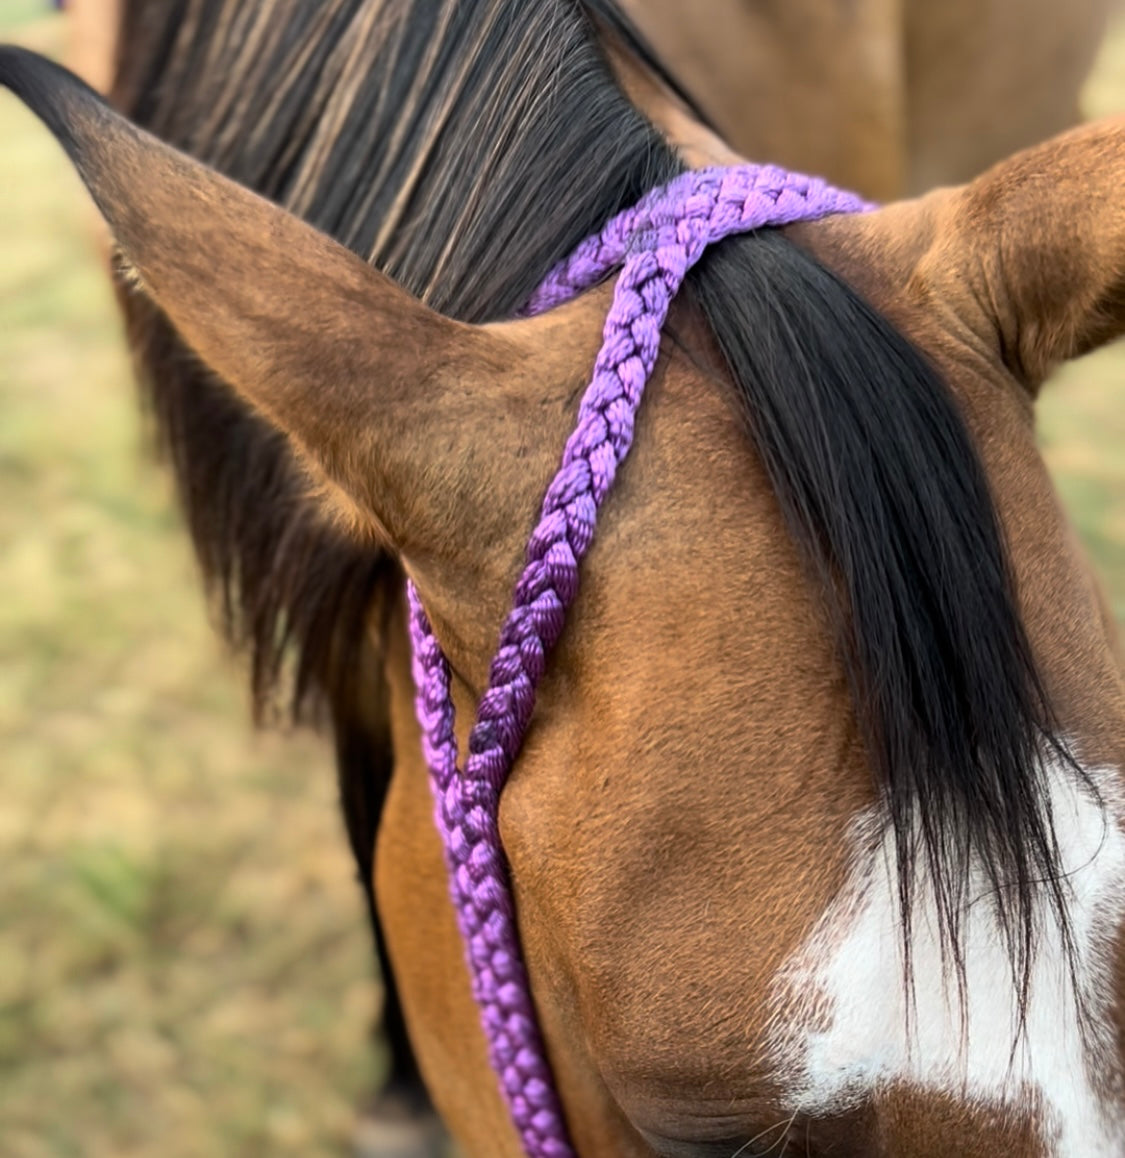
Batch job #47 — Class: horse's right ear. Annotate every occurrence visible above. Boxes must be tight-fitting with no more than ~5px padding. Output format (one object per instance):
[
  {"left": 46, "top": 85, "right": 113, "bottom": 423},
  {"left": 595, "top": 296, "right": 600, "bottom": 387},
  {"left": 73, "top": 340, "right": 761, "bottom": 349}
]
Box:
[
  {"left": 789, "top": 116, "right": 1125, "bottom": 393},
  {"left": 0, "top": 47, "right": 550, "bottom": 583}
]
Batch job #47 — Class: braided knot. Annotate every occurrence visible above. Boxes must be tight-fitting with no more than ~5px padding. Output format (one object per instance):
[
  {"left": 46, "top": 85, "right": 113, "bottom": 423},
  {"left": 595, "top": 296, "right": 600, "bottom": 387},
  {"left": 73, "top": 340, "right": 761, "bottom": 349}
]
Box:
[{"left": 407, "top": 164, "right": 872, "bottom": 1157}]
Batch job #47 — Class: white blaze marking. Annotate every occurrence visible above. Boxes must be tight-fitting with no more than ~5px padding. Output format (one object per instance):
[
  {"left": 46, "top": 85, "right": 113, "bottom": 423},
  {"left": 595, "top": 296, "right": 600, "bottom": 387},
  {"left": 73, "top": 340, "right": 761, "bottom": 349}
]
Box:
[{"left": 771, "top": 757, "right": 1125, "bottom": 1155}]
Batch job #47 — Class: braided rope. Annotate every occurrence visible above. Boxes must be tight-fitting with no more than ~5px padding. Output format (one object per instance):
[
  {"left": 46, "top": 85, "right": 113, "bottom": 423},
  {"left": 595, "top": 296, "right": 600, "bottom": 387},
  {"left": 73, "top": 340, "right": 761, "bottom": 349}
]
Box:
[{"left": 407, "top": 164, "right": 872, "bottom": 1156}]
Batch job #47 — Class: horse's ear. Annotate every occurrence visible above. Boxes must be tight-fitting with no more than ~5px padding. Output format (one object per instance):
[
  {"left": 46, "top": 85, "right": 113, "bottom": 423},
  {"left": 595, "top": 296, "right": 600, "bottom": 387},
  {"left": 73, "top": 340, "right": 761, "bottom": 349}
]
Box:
[
  {"left": 0, "top": 47, "right": 542, "bottom": 563},
  {"left": 789, "top": 116, "right": 1125, "bottom": 392}
]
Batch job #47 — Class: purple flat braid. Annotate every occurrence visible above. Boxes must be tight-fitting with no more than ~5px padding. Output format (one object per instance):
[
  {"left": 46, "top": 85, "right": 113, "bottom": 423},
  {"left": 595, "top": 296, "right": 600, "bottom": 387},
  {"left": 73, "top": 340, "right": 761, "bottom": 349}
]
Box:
[{"left": 408, "top": 163, "right": 874, "bottom": 1157}]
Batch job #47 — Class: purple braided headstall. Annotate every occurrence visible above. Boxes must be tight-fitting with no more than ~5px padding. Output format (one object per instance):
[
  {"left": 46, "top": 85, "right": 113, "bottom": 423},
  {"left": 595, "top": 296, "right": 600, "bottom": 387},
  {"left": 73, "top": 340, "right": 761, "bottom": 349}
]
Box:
[{"left": 407, "top": 164, "right": 873, "bottom": 1156}]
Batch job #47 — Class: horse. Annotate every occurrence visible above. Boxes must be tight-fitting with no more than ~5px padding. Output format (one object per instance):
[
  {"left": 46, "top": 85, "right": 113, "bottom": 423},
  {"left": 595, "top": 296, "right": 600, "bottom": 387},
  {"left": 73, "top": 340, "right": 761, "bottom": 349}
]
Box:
[
  {"left": 614, "top": 0, "right": 1114, "bottom": 197},
  {"left": 54, "top": 5, "right": 1123, "bottom": 1155},
  {"left": 5, "top": 0, "right": 1125, "bottom": 1152}
]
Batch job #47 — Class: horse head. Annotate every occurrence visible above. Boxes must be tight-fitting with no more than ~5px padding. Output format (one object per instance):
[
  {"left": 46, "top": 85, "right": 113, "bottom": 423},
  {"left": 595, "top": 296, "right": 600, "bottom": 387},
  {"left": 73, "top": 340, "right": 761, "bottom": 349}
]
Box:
[{"left": 4, "top": 25, "right": 1125, "bottom": 1156}]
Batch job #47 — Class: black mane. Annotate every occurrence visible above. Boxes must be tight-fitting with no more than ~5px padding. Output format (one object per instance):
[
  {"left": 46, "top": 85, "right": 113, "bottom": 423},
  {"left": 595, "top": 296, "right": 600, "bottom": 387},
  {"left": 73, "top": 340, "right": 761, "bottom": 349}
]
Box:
[{"left": 109, "top": 0, "right": 1076, "bottom": 1007}]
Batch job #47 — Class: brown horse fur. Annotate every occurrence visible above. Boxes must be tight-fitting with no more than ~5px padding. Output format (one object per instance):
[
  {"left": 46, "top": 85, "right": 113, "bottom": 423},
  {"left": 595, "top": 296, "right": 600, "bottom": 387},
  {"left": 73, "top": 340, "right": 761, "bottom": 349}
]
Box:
[
  {"left": 616, "top": 0, "right": 1113, "bottom": 199},
  {"left": 65, "top": 0, "right": 119, "bottom": 93},
  {"left": 6, "top": 27, "right": 1125, "bottom": 1153}
]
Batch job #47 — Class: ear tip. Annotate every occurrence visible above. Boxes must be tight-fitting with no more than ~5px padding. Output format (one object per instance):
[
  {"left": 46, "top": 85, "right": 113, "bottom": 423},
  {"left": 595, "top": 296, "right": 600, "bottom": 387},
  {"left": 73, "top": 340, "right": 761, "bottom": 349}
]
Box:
[
  {"left": 0, "top": 43, "right": 101, "bottom": 111},
  {"left": 0, "top": 43, "right": 58, "bottom": 89},
  {"left": 0, "top": 43, "right": 109, "bottom": 161}
]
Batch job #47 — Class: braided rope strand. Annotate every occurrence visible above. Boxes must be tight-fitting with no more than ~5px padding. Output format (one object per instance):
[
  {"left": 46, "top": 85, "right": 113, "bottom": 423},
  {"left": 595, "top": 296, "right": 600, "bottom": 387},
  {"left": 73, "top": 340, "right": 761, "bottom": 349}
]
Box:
[{"left": 408, "top": 164, "right": 872, "bottom": 1157}]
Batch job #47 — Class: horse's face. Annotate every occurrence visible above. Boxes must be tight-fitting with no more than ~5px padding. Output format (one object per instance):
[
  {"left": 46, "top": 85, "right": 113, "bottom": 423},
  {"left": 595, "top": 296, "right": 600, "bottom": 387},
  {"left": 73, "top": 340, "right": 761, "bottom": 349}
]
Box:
[
  {"left": 6, "top": 46, "right": 1125, "bottom": 1155},
  {"left": 483, "top": 128, "right": 1125, "bottom": 1154},
  {"left": 385, "top": 120, "right": 1125, "bottom": 1154}
]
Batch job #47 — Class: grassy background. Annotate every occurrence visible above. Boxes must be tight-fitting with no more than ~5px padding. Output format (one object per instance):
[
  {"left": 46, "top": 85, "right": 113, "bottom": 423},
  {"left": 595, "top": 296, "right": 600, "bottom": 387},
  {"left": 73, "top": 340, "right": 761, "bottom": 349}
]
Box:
[
  {"left": 1041, "top": 25, "right": 1125, "bottom": 622},
  {"left": 0, "top": 14, "right": 378, "bottom": 1158},
  {"left": 1, "top": 7, "right": 1124, "bottom": 1158}
]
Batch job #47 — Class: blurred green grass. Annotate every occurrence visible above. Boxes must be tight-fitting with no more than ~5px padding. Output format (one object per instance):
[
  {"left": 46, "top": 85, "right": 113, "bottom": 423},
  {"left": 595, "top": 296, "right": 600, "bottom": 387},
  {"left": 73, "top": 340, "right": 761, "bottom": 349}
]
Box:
[
  {"left": 1038, "top": 14, "right": 1125, "bottom": 620},
  {"left": 0, "top": 7, "right": 1123, "bottom": 1158},
  {"left": 0, "top": 13, "right": 378, "bottom": 1158},
  {"left": 2, "top": 1, "right": 49, "bottom": 30},
  {"left": 997, "top": 17, "right": 1125, "bottom": 624}
]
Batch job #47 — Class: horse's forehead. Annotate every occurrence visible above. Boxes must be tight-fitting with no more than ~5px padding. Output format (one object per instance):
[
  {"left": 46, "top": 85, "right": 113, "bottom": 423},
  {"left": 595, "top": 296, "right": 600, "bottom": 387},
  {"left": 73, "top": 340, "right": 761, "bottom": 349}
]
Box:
[
  {"left": 502, "top": 286, "right": 1125, "bottom": 1152},
  {"left": 497, "top": 344, "right": 877, "bottom": 1090},
  {"left": 499, "top": 329, "right": 872, "bottom": 877}
]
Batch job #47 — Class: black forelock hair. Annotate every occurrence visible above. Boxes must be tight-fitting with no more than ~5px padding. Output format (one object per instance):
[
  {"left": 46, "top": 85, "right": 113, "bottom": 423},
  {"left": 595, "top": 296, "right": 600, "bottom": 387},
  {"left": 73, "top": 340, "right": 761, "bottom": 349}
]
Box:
[{"left": 106, "top": 0, "right": 1081, "bottom": 1018}]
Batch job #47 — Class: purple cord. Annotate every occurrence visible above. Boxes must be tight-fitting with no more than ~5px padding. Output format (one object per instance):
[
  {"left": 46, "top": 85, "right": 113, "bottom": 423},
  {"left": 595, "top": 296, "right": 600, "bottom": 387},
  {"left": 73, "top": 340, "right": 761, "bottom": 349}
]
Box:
[{"left": 408, "top": 164, "right": 873, "bottom": 1156}]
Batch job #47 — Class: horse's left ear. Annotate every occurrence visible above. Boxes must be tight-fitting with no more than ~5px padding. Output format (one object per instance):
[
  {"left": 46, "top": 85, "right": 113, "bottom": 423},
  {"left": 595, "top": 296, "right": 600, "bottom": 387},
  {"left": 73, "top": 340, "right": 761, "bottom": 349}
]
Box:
[
  {"left": 0, "top": 46, "right": 552, "bottom": 591},
  {"left": 788, "top": 116, "right": 1125, "bottom": 393}
]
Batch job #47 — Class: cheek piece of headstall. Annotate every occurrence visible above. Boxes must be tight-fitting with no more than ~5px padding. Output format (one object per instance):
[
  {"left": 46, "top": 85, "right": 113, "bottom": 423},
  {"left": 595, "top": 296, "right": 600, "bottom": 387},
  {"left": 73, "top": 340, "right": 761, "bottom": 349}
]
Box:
[{"left": 407, "top": 164, "right": 873, "bottom": 1157}]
